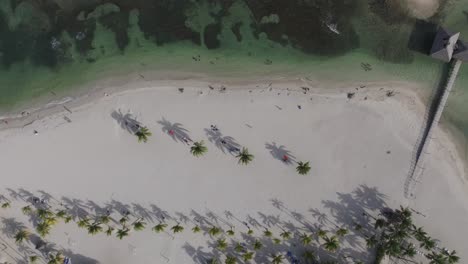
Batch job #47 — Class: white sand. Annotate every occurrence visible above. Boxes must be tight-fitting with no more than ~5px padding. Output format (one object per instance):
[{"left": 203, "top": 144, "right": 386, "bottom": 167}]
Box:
[{"left": 0, "top": 80, "right": 467, "bottom": 263}]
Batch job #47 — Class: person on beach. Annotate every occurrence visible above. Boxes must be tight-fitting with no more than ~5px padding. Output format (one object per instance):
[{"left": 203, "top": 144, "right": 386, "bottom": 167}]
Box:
[
  {"left": 283, "top": 155, "right": 289, "bottom": 162},
  {"left": 169, "top": 130, "right": 175, "bottom": 136}
]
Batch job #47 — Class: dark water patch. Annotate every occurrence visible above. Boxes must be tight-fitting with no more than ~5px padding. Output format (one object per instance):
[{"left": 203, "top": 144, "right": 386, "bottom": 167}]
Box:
[
  {"left": 204, "top": 23, "right": 221, "bottom": 49},
  {"left": 99, "top": 11, "right": 130, "bottom": 51},
  {"left": 245, "top": 0, "right": 361, "bottom": 56}
]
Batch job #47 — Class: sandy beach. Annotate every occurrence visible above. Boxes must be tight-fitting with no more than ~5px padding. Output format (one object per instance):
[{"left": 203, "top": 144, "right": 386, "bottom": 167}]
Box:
[{"left": 0, "top": 79, "right": 467, "bottom": 263}]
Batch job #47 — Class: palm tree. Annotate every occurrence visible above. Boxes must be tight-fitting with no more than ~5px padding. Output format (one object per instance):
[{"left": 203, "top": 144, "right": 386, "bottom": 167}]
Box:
[
  {"left": 225, "top": 255, "right": 236, "bottom": 264},
  {"left": 253, "top": 240, "right": 262, "bottom": 251},
  {"left": 280, "top": 231, "right": 291, "bottom": 240},
  {"left": 296, "top": 161, "right": 311, "bottom": 175},
  {"left": 444, "top": 250, "right": 460, "bottom": 264},
  {"left": 207, "top": 258, "right": 219, "bottom": 264},
  {"left": 420, "top": 237, "right": 436, "bottom": 250},
  {"left": 317, "top": 228, "right": 327, "bottom": 239},
  {"left": 323, "top": 236, "right": 339, "bottom": 252},
  {"left": 119, "top": 216, "right": 129, "bottom": 225},
  {"left": 217, "top": 238, "right": 228, "bottom": 251},
  {"left": 234, "top": 243, "right": 244, "bottom": 252},
  {"left": 242, "top": 251, "right": 254, "bottom": 262},
  {"left": 273, "top": 238, "right": 281, "bottom": 244},
  {"left": 336, "top": 228, "right": 348, "bottom": 237},
  {"left": 271, "top": 254, "right": 284, "bottom": 264},
  {"left": 264, "top": 228, "right": 273, "bottom": 237},
  {"left": 374, "top": 218, "right": 387, "bottom": 229},
  {"left": 365, "top": 235, "right": 378, "bottom": 248},
  {"left": 152, "top": 223, "right": 168, "bottom": 233},
  {"left": 413, "top": 226, "right": 428, "bottom": 241},
  {"left": 64, "top": 216, "right": 73, "bottom": 223},
  {"left": 87, "top": 222, "right": 103, "bottom": 235},
  {"left": 133, "top": 220, "right": 146, "bottom": 231},
  {"left": 247, "top": 228, "right": 254, "bottom": 235},
  {"left": 427, "top": 251, "right": 447, "bottom": 264},
  {"left": 209, "top": 226, "right": 222, "bottom": 236},
  {"left": 171, "top": 224, "right": 184, "bottom": 234},
  {"left": 190, "top": 141, "right": 208, "bottom": 157},
  {"left": 29, "top": 255, "right": 39, "bottom": 263},
  {"left": 236, "top": 148, "right": 254, "bottom": 165},
  {"left": 77, "top": 217, "right": 90, "bottom": 228},
  {"left": 14, "top": 229, "right": 30, "bottom": 244},
  {"left": 105, "top": 226, "right": 114, "bottom": 236},
  {"left": 192, "top": 225, "right": 201, "bottom": 233},
  {"left": 226, "top": 227, "right": 235, "bottom": 236},
  {"left": 36, "top": 222, "right": 51, "bottom": 237},
  {"left": 37, "top": 209, "right": 53, "bottom": 220},
  {"left": 44, "top": 216, "right": 58, "bottom": 227},
  {"left": 22, "top": 206, "right": 32, "bottom": 215},
  {"left": 135, "top": 126, "right": 152, "bottom": 143},
  {"left": 1, "top": 202, "right": 10, "bottom": 208},
  {"left": 116, "top": 228, "right": 130, "bottom": 239},
  {"left": 302, "top": 251, "right": 315, "bottom": 263},
  {"left": 300, "top": 233, "right": 312, "bottom": 245},
  {"left": 100, "top": 215, "right": 111, "bottom": 224},
  {"left": 47, "top": 252, "right": 64, "bottom": 264}
]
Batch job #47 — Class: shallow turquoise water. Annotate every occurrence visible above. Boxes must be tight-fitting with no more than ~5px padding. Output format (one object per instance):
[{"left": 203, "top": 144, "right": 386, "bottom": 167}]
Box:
[{"left": 0, "top": 0, "right": 467, "bottom": 143}]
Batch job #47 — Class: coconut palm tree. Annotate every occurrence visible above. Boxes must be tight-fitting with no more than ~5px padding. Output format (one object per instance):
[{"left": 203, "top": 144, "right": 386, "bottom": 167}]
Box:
[
  {"left": 87, "top": 222, "right": 103, "bottom": 235},
  {"left": 29, "top": 255, "right": 39, "bottom": 263},
  {"left": 14, "top": 229, "right": 30, "bottom": 244},
  {"left": 119, "top": 216, "right": 129, "bottom": 225},
  {"left": 1, "top": 202, "right": 10, "bottom": 208},
  {"left": 217, "top": 238, "right": 228, "bottom": 251},
  {"left": 280, "top": 231, "right": 291, "bottom": 240},
  {"left": 263, "top": 228, "right": 273, "bottom": 237},
  {"left": 116, "top": 228, "right": 130, "bottom": 239},
  {"left": 171, "top": 224, "right": 184, "bottom": 234},
  {"left": 242, "top": 251, "right": 254, "bottom": 262},
  {"left": 105, "top": 226, "right": 114, "bottom": 236},
  {"left": 271, "top": 254, "right": 284, "bottom": 264},
  {"left": 207, "top": 258, "right": 219, "bottom": 264},
  {"left": 234, "top": 243, "right": 244, "bottom": 252},
  {"left": 413, "top": 226, "right": 428, "bottom": 241},
  {"left": 152, "top": 223, "right": 168, "bottom": 233},
  {"left": 336, "top": 228, "right": 348, "bottom": 237},
  {"left": 323, "top": 236, "right": 339, "bottom": 252},
  {"left": 226, "top": 227, "right": 235, "bottom": 236},
  {"left": 253, "top": 240, "right": 262, "bottom": 251},
  {"left": 296, "top": 161, "right": 311, "bottom": 175},
  {"left": 36, "top": 222, "right": 51, "bottom": 237},
  {"left": 225, "top": 255, "right": 236, "bottom": 264},
  {"left": 427, "top": 251, "right": 447, "bottom": 264},
  {"left": 22, "top": 206, "right": 32, "bottom": 215},
  {"left": 365, "top": 235, "right": 378, "bottom": 248},
  {"left": 133, "top": 219, "right": 146, "bottom": 231},
  {"left": 44, "top": 216, "right": 58, "bottom": 227},
  {"left": 77, "top": 217, "right": 90, "bottom": 228},
  {"left": 247, "top": 228, "right": 254, "bottom": 235},
  {"left": 300, "top": 233, "right": 312, "bottom": 245},
  {"left": 135, "top": 126, "right": 152, "bottom": 143},
  {"left": 420, "top": 237, "right": 436, "bottom": 251},
  {"left": 273, "top": 238, "right": 281, "bottom": 244},
  {"left": 209, "top": 226, "right": 222, "bottom": 236},
  {"left": 192, "top": 225, "right": 201, "bottom": 233},
  {"left": 317, "top": 228, "right": 327, "bottom": 239},
  {"left": 47, "top": 252, "right": 64, "bottom": 264},
  {"left": 64, "top": 216, "right": 73, "bottom": 223},
  {"left": 100, "top": 215, "right": 111, "bottom": 224},
  {"left": 37, "top": 209, "right": 53, "bottom": 220},
  {"left": 190, "top": 141, "right": 208, "bottom": 157},
  {"left": 444, "top": 250, "right": 460, "bottom": 263},
  {"left": 236, "top": 148, "right": 254, "bottom": 165},
  {"left": 302, "top": 251, "right": 315, "bottom": 263}
]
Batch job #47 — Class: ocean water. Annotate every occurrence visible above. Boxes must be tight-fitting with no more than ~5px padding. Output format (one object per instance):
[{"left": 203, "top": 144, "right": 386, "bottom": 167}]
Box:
[{"left": 0, "top": 0, "right": 467, "bottom": 143}]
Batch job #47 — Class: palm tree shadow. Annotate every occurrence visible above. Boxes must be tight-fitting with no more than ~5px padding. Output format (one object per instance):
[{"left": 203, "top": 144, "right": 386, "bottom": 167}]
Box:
[
  {"left": 111, "top": 109, "right": 141, "bottom": 134},
  {"left": 1, "top": 218, "right": 26, "bottom": 238},
  {"left": 265, "top": 142, "right": 296, "bottom": 164},
  {"left": 204, "top": 128, "right": 240, "bottom": 154},
  {"left": 157, "top": 117, "right": 192, "bottom": 143}
]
